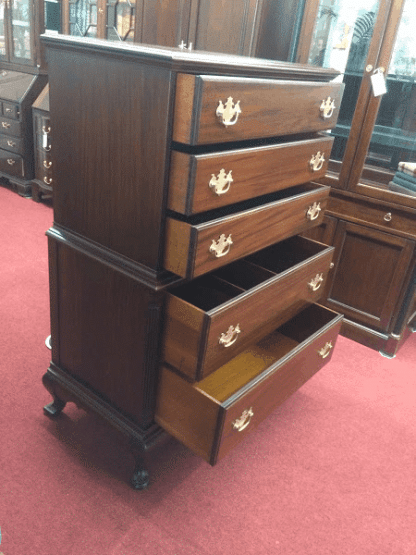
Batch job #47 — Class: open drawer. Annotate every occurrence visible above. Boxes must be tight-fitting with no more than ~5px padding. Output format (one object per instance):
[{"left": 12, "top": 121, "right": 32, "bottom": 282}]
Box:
[
  {"left": 164, "top": 182, "right": 330, "bottom": 279},
  {"left": 163, "top": 235, "right": 334, "bottom": 381},
  {"left": 156, "top": 304, "right": 343, "bottom": 465}
]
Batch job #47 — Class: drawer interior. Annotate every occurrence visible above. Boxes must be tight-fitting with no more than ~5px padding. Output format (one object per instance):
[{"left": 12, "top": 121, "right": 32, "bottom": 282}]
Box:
[
  {"left": 197, "top": 304, "right": 338, "bottom": 403},
  {"left": 170, "top": 235, "right": 329, "bottom": 311}
]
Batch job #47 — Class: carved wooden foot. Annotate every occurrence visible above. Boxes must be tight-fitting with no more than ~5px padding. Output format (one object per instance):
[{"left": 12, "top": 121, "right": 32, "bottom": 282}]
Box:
[{"left": 130, "top": 439, "right": 150, "bottom": 490}]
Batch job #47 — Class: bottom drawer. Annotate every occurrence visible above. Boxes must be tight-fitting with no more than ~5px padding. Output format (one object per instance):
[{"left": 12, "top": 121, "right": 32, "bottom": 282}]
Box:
[
  {"left": 0, "top": 149, "right": 24, "bottom": 178},
  {"left": 156, "top": 304, "right": 343, "bottom": 465}
]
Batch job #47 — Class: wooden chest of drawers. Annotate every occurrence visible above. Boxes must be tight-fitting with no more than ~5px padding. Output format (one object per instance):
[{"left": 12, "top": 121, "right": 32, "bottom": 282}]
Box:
[
  {"left": 41, "top": 35, "right": 344, "bottom": 489},
  {"left": 0, "top": 70, "right": 47, "bottom": 197}
]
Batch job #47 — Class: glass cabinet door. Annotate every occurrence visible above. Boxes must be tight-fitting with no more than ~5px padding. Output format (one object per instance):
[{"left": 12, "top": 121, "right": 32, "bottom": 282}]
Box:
[
  {"left": 0, "top": 0, "right": 34, "bottom": 65},
  {"left": 105, "top": 0, "right": 136, "bottom": 42},
  {"left": 0, "top": 1, "right": 8, "bottom": 61},
  {"left": 69, "top": 0, "right": 101, "bottom": 37},
  {"left": 297, "top": 0, "right": 386, "bottom": 186}
]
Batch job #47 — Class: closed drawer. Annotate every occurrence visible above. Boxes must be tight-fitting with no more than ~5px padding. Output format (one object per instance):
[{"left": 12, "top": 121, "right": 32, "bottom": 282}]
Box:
[
  {"left": 172, "top": 74, "right": 343, "bottom": 146},
  {"left": 0, "top": 149, "right": 24, "bottom": 178},
  {"left": 328, "top": 193, "right": 416, "bottom": 240},
  {"left": 0, "top": 134, "right": 23, "bottom": 154},
  {"left": 156, "top": 304, "right": 343, "bottom": 465},
  {"left": 0, "top": 117, "right": 21, "bottom": 137},
  {"left": 33, "top": 113, "right": 51, "bottom": 136},
  {"left": 1, "top": 101, "right": 19, "bottom": 120},
  {"left": 168, "top": 134, "right": 334, "bottom": 215},
  {"left": 163, "top": 235, "right": 334, "bottom": 381},
  {"left": 35, "top": 155, "right": 53, "bottom": 185},
  {"left": 164, "top": 182, "right": 330, "bottom": 279}
]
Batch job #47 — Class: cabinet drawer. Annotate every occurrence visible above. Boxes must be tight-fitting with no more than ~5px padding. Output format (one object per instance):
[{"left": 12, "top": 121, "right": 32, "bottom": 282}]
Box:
[
  {"left": 156, "top": 304, "right": 343, "bottom": 465},
  {"left": 172, "top": 74, "right": 343, "bottom": 146},
  {"left": 0, "top": 149, "right": 24, "bottom": 178},
  {"left": 0, "top": 117, "right": 21, "bottom": 137},
  {"left": 164, "top": 182, "right": 330, "bottom": 279},
  {"left": 163, "top": 235, "right": 334, "bottom": 381},
  {"left": 1, "top": 101, "right": 19, "bottom": 120},
  {"left": 0, "top": 134, "right": 23, "bottom": 154},
  {"left": 168, "top": 135, "right": 334, "bottom": 215},
  {"left": 35, "top": 155, "right": 53, "bottom": 184},
  {"left": 33, "top": 113, "right": 51, "bottom": 136}
]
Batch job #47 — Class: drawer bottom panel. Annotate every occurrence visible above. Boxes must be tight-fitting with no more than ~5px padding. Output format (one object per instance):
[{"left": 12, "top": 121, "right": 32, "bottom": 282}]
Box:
[{"left": 156, "top": 304, "right": 343, "bottom": 465}]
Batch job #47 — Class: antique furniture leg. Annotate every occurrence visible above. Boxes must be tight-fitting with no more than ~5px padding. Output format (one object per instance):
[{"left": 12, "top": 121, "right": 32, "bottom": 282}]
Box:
[{"left": 42, "top": 371, "right": 67, "bottom": 417}]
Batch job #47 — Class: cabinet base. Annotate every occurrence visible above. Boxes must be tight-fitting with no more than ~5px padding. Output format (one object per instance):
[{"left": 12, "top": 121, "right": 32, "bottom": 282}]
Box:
[
  {"left": 340, "top": 318, "right": 414, "bottom": 358},
  {"left": 31, "top": 178, "right": 53, "bottom": 202},
  {"left": 42, "top": 363, "right": 165, "bottom": 489},
  {"left": 0, "top": 173, "right": 33, "bottom": 198}
]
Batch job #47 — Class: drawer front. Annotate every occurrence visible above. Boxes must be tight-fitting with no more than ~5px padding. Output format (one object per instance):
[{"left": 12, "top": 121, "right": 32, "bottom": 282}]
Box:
[
  {"left": 0, "top": 149, "right": 24, "bottom": 178},
  {"left": 0, "top": 134, "right": 23, "bottom": 154},
  {"left": 2, "top": 102, "right": 19, "bottom": 120},
  {"left": 168, "top": 135, "right": 334, "bottom": 215},
  {"left": 34, "top": 113, "right": 51, "bottom": 136},
  {"left": 156, "top": 304, "right": 343, "bottom": 465},
  {"left": 163, "top": 236, "right": 335, "bottom": 381},
  {"left": 0, "top": 117, "right": 21, "bottom": 137},
  {"left": 173, "top": 74, "right": 343, "bottom": 146},
  {"left": 328, "top": 194, "right": 416, "bottom": 240},
  {"left": 35, "top": 154, "right": 53, "bottom": 185},
  {"left": 164, "top": 183, "right": 330, "bottom": 279}
]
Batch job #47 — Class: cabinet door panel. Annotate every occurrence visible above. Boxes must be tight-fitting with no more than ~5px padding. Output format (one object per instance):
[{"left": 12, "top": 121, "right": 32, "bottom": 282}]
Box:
[
  {"left": 189, "top": 0, "right": 261, "bottom": 56},
  {"left": 140, "top": 0, "right": 191, "bottom": 47},
  {"left": 326, "top": 220, "right": 415, "bottom": 331}
]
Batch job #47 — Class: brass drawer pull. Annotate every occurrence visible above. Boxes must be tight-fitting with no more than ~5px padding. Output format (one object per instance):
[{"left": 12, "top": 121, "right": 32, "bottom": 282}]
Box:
[
  {"left": 320, "top": 97, "right": 336, "bottom": 119},
  {"left": 7, "top": 158, "right": 16, "bottom": 165},
  {"left": 5, "top": 107, "right": 13, "bottom": 113},
  {"left": 232, "top": 407, "right": 254, "bottom": 432},
  {"left": 209, "top": 169, "right": 233, "bottom": 195},
  {"left": 308, "top": 273, "right": 324, "bottom": 291},
  {"left": 384, "top": 212, "right": 392, "bottom": 222},
  {"left": 42, "top": 145, "right": 52, "bottom": 152},
  {"left": 43, "top": 176, "right": 53, "bottom": 185},
  {"left": 43, "top": 160, "right": 52, "bottom": 169},
  {"left": 7, "top": 140, "right": 16, "bottom": 147},
  {"left": 42, "top": 125, "right": 51, "bottom": 134},
  {"left": 306, "top": 202, "right": 322, "bottom": 221},
  {"left": 209, "top": 233, "right": 233, "bottom": 258},
  {"left": 216, "top": 97, "right": 241, "bottom": 127},
  {"left": 2, "top": 121, "right": 11, "bottom": 129},
  {"left": 309, "top": 151, "right": 325, "bottom": 172},
  {"left": 219, "top": 324, "right": 241, "bottom": 348},
  {"left": 318, "top": 341, "right": 333, "bottom": 359}
]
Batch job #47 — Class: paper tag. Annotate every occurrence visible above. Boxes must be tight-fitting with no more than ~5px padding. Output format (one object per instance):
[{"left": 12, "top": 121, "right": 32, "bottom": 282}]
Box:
[{"left": 371, "top": 70, "right": 387, "bottom": 97}]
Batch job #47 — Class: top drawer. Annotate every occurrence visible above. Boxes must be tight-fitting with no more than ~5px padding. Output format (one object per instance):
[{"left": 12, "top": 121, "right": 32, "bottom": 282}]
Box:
[
  {"left": 172, "top": 74, "right": 343, "bottom": 146},
  {"left": 1, "top": 101, "right": 19, "bottom": 120}
]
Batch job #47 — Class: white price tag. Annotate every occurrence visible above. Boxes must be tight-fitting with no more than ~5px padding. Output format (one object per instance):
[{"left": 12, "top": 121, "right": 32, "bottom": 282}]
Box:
[{"left": 370, "top": 69, "right": 387, "bottom": 97}]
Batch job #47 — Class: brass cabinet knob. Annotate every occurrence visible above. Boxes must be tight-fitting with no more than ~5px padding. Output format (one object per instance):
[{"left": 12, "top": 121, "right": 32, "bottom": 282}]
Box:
[
  {"left": 209, "top": 169, "right": 233, "bottom": 195},
  {"left": 7, "top": 140, "right": 16, "bottom": 148},
  {"left": 7, "top": 158, "right": 15, "bottom": 165},
  {"left": 209, "top": 233, "right": 233, "bottom": 258},
  {"left": 232, "top": 407, "right": 254, "bottom": 432},
  {"left": 318, "top": 341, "right": 333, "bottom": 359},
  {"left": 42, "top": 125, "right": 51, "bottom": 134},
  {"left": 320, "top": 97, "right": 336, "bottom": 119},
  {"left": 2, "top": 121, "right": 11, "bottom": 129},
  {"left": 216, "top": 97, "right": 241, "bottom": 126},
  {"left": 219, "top": 324, "right": 241, "bottom": 348},
  {"left": 309, "top": 151, "right": 325, "bottom": 172},
  {"left": 308, "top": 273, "right": 324, "bottom": 291},
  {"left": 306, "top": 202, "right": 322, "bottom": 221},
  {"left": 43, "top": 160, "right": 52, "bottom": 169},
  {"left": 384, "top": 212, "right": 392, "bottom": 222},
  {"left": 43, "top": 176, "right": 53, "bottom": 185}
]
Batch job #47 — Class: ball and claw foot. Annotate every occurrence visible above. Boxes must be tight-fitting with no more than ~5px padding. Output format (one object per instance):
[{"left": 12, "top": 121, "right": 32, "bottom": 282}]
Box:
[{"left": 43, "top": 399, "right": 67, "bottom": 417}]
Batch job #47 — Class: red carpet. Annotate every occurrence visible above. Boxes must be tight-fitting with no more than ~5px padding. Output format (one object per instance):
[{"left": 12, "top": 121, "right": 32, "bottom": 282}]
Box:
[{"left": 1, "top": 185, "right": 415, "bottom": 555}]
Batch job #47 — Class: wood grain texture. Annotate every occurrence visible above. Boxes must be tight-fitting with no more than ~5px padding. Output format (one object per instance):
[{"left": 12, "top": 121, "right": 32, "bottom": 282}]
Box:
[
  {"left": 173, "top": 75, "right": 344, "bottom": 145},
  {"left": 168, "top": 135, "right": 335, "bottom": 214},
  {"left": 164, "top": 183, "right": 330, "bottom": 278},
  {"left": 156, "top": 304, "right": 343, "bottom": 465},
  {"left": 163, "top": 236, "right": 334, "bottom": 380}
]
